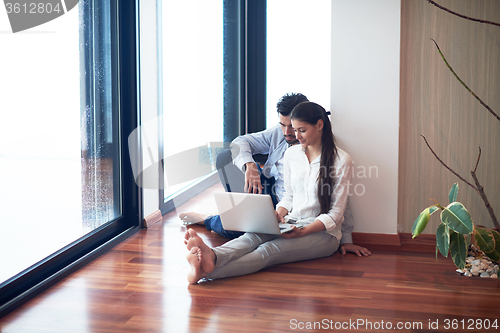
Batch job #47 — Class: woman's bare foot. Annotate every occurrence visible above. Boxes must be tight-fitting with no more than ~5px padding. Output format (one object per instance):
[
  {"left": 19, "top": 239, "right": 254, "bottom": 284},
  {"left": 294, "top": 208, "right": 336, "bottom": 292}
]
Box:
[
  {"left": 184, "top": 229, "right": 216, "bottom": 274},
  {"left": 179, "top": 212, "right": 210, "bottom": 225},
  {"left": 186, "top": 247, "right": 207, "bottom": 284}
]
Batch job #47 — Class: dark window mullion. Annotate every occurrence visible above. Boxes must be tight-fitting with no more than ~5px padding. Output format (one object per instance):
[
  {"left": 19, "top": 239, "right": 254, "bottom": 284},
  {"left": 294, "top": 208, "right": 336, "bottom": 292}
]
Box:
[
  {"left": 245, "top": 0, "right": 266, "bottom": 134},
  {"left": 223, "top": 0, "right": 245, "bottom": 143}
]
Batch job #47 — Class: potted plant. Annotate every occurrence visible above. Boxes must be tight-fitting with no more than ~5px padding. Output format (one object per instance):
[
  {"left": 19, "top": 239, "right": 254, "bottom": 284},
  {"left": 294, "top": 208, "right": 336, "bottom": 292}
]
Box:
[{"left": 412, "top": 183, "right": 500, "bottom": 276}]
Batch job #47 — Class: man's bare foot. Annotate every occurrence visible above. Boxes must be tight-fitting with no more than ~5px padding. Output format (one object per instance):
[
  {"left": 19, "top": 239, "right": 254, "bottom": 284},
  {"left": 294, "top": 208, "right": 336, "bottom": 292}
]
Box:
[
  {"left": 186, "top": 247, "right": 207, "bottom": 284},
  {"left": 179, "top": 212, "right": 210, "bottom": 225},
  {"left": 184, "top": 229, "right": 216, "bottom": 274}
]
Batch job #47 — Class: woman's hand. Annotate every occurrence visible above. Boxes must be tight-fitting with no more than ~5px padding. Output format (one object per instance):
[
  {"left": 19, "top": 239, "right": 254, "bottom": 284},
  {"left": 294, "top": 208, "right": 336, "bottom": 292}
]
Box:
[
  {"left": 275, "top": 207, "right": 288, "bottom": 223},
  {"left": 340, "top": 243, "right": 371, "bottom": 256},
  {"left": 281, "top": 220, "right": 326, "bottom": 239},
  {"left": 280, "top": 226, "right": 303, "bottom": 239}
]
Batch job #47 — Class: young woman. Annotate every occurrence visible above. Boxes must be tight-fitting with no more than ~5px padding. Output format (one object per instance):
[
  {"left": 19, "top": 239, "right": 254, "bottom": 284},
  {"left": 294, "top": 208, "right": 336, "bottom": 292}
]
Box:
[{"left": 184, "top": 101, "right": 353, "bottom": 284}]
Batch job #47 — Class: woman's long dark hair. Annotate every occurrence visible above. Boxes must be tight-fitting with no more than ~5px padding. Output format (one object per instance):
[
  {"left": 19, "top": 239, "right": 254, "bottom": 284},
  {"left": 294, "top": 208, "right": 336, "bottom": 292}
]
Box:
[{"left": 291, "top": 102, "right": 338, "bottom": 214}]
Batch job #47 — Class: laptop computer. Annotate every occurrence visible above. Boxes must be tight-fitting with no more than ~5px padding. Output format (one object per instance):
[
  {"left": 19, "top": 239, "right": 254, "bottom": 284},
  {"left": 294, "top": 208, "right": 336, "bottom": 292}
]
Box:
[{"left": 213, "top": 191, "right": 299, "bottom": 235}]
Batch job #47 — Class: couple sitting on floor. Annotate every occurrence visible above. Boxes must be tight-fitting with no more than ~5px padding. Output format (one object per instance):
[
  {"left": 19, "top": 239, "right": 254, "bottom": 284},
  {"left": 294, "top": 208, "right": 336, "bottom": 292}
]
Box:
[{"left": 180, "top": 93, "right": 371, "bottom": 284}]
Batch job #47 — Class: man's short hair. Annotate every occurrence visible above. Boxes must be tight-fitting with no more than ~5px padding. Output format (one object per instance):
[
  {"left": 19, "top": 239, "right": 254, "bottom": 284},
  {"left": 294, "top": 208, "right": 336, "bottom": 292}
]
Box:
[{"left": 276, "top": 93, "right": 309, "bottom": 117}]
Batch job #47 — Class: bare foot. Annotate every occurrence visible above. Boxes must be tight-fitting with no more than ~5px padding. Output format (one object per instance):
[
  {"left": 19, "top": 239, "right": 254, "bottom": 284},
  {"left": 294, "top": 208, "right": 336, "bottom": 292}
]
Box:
[
  {"left": 184, "top": 229, "right": 216, "bottom": 274},
  {"left": 186, "top": 247, "right": 207, "bottom": 284},
  {"left": 179, "top": 212, "right": 210, "bottom": 225}
]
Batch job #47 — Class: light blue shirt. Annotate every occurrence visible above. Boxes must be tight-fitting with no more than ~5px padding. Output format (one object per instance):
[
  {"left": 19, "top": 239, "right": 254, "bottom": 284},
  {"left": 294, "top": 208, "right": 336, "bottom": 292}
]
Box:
[{"left": 231, "top": 125, "right": 289, "bottom": 200}]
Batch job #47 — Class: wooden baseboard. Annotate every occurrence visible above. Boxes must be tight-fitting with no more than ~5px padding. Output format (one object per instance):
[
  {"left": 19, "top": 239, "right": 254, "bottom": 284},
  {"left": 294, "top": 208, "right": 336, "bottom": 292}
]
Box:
[
  {"left": 143, "top": 210, "right": 163, "bottom": 228},
  {"left": 399, "top": 232, "right": 436, "bottom": 252},
  {"left": 399, "top": 232, "right": 435, "bottom": 245},
  {"left": 351, "top": 232, "right": 436, "bottom": 252},
  {"left": 351, "top": 232, "right": 401, "bottom": 246}
]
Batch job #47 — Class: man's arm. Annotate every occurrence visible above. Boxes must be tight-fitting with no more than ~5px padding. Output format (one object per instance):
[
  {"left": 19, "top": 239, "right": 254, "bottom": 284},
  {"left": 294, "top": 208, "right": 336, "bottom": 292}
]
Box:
[
  {"left": 231, "top": 126, "right": 278, "bottom": 172},
  {"left": 231, "top": 125, "right": 281, "bottom": 194}
]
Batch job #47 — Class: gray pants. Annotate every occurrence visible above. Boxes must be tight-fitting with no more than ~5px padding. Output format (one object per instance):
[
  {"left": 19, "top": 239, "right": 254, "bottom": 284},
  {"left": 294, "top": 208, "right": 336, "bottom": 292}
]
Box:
[{"left": 206, "top": 231, "right": 339, "bottom": 280}]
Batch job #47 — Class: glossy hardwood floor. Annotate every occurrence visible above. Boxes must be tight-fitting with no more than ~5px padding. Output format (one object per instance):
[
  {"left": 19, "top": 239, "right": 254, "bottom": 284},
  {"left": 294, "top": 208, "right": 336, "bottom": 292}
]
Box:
[{"left": 1, "top": 183, "right": 499, "bottom": 332}]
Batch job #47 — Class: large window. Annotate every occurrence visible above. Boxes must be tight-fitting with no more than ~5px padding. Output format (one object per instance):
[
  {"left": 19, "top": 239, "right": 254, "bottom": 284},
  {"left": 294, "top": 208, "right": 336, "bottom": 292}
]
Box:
[
  {"left": 160, "top": 0, "right": 224, "bottom": 206},
  {"left": 266, "top": 0, "right": 331, "bottom": 126},
  {"left": 0, "top": 5, "right": 82, "bottom": 283},
  {"left": 0, "top": 0, "right": 140, "bottom": 315}
]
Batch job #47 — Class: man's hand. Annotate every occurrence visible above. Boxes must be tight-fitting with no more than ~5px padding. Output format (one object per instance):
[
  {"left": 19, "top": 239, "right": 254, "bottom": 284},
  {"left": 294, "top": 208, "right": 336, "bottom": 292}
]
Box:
[
  {"left": 340, "top": 243, "right": 371, "bottom": 257},
  {"left": 244, "top": 162, "right": 262, "bottom": 194}
]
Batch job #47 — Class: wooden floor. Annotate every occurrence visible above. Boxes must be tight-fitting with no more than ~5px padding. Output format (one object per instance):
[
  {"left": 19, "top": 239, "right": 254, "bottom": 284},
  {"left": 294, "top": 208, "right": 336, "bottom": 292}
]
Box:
[{"left": 1, "top": 183, "right": 499, "bottom": 333}]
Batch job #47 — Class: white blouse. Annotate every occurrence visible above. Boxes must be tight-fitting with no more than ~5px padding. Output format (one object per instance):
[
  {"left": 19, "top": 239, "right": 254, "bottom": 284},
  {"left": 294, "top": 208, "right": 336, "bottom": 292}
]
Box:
[{"left": 276, "top": 145, "right": 353, "bottom": 240}]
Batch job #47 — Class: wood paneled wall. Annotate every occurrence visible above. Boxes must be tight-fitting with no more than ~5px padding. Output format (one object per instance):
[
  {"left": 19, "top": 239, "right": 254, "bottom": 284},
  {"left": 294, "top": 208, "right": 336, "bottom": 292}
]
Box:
[{"left": 399, "top": 0, "right": 500, "bottom": 233}]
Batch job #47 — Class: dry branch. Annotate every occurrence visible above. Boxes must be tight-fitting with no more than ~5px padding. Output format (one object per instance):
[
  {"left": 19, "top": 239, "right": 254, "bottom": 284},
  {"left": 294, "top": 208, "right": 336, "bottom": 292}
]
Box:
[
  {"left": 430, "top": 39, "right": 500, "bottom": 123},
  {"left": 427, "top": 0, "right": 500, "bottom": 27},
  {"left": 421, "top": 135, "right": 500, "bottom": 230},
  {"left": 421, "top": 135, "right": 477, "bottom": 190}
]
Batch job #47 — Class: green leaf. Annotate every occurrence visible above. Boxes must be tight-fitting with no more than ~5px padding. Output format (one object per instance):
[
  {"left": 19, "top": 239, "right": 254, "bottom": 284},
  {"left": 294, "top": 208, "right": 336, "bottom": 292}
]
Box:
[
  {"left": 412, "top": 207, "right": 433, "bottom": 238},
  {"left": 483, "top": 229, "right": 500, "bottom": 263},
  {"left": 440, "top": 202, "right": 473, "bottom": 234},
  {"left": 448, "top": 183, "right": 458, "bottom": 204},
  {"left": 474, "top": 227, "right": 495, "bottom": 253},
  {"left": 449, "top": 231, "right": 467, "bottom": 269},
  {"left": 436, "top": 223, "right": 450, "bottom": 257}
]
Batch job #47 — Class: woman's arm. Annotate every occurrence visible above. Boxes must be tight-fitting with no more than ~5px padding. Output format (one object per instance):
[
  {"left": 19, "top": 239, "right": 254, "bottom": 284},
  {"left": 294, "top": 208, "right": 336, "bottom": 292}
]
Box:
[
  {"left": 280, "top": 219, "right": 325, "bottom": 239},
  {"left": 275, "top": 149, "right": 294, "bottom": 213}
]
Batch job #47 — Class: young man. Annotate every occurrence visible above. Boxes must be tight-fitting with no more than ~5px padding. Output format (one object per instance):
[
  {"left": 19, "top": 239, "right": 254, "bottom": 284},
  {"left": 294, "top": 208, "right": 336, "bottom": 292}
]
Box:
[{"left": 180, "top": 93, "right": 371, "bottom": 256}]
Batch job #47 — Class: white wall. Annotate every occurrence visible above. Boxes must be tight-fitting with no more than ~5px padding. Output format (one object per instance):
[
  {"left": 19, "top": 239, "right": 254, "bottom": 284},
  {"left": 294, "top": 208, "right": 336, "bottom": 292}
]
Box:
[{"left": 331, "top": 0, "right": 400, "bottom": 234}]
